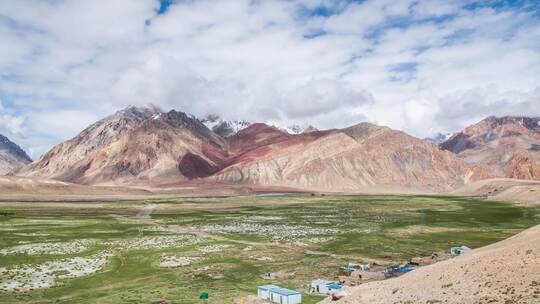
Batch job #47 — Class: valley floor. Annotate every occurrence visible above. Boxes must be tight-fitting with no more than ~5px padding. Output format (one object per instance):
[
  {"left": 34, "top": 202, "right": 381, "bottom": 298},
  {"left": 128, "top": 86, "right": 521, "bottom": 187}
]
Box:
[{"left": 0, "top": 195, "right": 538, "bottom": 304}]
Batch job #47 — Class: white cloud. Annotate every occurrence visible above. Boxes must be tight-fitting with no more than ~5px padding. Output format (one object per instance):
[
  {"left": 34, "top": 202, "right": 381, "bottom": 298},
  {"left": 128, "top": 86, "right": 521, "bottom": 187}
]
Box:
[
  {"left": 402, "top": 98, "right": 438, "bottom": 136},
  {"left": 0, "top": 99, "right": 32, "bottom": 157},
  {"left": 0, "top": 0, "right": 539, "bottom": 157},
  {"left": 283, "top": 79, "right": 373, "bottom": 118},
  {"left": 435, "top": 86, "right": 540, "bottom": 132}
]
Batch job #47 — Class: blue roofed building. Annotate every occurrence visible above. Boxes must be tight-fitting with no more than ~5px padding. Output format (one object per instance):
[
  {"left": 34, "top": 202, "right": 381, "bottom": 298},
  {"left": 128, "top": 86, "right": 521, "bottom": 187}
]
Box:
[
  {"left": 257, "top": 285, "right": 302, "bottom": 304},
  {"left": 310, "top": 279, "right": 343, "bottom": 294}
]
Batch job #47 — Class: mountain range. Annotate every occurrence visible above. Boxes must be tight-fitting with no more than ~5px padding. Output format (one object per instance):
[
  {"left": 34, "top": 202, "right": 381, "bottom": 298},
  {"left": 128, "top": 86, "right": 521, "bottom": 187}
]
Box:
[{"left": 7, "top": 105, "right": 540, "bottom": 193}]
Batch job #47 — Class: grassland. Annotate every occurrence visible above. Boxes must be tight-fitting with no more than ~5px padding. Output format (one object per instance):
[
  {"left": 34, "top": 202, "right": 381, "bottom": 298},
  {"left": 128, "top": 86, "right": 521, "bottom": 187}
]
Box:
[{"left": 0, "top": 195, "right": 538, "bottom": 304}]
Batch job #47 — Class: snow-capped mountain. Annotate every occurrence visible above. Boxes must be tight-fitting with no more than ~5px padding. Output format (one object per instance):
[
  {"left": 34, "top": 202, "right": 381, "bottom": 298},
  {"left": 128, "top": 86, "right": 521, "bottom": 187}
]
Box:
[
  {"left": 425, "top": 132, "right": 453, "bottom": 145},
  {"left": 201, "top": 115, "right": 251, "bottom": 137}
]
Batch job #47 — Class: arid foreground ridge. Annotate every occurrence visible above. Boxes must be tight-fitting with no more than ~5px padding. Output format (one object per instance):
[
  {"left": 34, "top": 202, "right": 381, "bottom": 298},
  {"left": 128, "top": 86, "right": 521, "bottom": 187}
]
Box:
[
  {"left": 10, "top": 107, "right": 539, "bottom": 193},
  {"left": 320, "top": 219, "right": 540, "bottom": 304},
  {"left": 318, "top": 178, "right": 540, "bottom": 304},
  {"left": 316, "top": 177, "right": 540, "bottom": 303}
]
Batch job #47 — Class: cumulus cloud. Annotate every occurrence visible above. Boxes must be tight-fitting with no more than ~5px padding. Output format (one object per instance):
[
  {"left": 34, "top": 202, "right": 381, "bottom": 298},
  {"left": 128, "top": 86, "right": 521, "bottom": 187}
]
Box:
[
  {"left": 283, "top": 79, "right": 373, "bottom": 118},
  {"left": 0, "top": 0, "right": 540, "bottom": 157},
  {"left": 435, "top": 86, "right": 540, "bottom": 132}
]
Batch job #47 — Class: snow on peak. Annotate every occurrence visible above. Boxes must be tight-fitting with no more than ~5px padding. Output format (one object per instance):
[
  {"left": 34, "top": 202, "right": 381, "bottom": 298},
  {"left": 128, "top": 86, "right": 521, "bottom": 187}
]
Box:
[
  {"left": 283, "top": 124, "right": 319, "bottom": 135},
  {"left": 425, "top": 132, "right": 453, "bottom": 145},
  {"left": 201, "top": 115, "right": 251, "bottom": 137}
]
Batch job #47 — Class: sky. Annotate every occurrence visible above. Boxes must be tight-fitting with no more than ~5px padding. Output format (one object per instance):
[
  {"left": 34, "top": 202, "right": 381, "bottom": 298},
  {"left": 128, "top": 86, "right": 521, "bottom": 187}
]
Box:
[{"left": 1, "top": 0, "right": 540, "bottom": 159}]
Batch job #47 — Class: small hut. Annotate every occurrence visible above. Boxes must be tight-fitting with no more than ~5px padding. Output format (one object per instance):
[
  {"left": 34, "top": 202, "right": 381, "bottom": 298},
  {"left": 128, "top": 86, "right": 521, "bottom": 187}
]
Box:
[
  {"left": 257, "top": 285, "right": 302, "bottom": 304},
  {"left": 450, "top": 246, "right": 471, "bottom": 255}
]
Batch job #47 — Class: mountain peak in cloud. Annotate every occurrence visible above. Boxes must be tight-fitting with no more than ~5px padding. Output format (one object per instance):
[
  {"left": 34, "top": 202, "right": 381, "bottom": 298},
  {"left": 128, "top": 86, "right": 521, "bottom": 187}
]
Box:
[{"left": 121, "top": 103, "right": 162, "bottom": 113}]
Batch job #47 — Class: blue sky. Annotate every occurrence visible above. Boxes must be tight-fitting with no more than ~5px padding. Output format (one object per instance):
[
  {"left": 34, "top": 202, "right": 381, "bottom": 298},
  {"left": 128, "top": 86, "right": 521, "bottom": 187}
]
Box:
[
  {"left": 0, "top": 0, "right": 539, "bottom": 158},
  {"left": 157, "top": 0, "right": 176, "bottom": 14}
]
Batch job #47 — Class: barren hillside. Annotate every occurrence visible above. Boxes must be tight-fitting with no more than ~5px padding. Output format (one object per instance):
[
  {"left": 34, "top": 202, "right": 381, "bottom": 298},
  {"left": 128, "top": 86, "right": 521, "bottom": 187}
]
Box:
[
  {"left": 441, "top": 116, "right": 540, "bottom": 180},
  {"left": 18, "top": 106, "right": 227, "bottom": 185},
  {"left": 452, "top": 178, "right": 540, "bottom": 207},
  {"left": 213, "top": 123, "right": 488, "bottom": 192},
  {"left": 320, "top": 223, "right": 540, "bottom": 304},
  {"left": 0, "top": 176, "right": 151, "bottom": 201}
]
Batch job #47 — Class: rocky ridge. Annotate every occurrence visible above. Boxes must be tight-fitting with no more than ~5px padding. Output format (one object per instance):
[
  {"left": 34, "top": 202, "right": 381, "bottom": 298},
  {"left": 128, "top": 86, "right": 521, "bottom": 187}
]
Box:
[
  {"left": 0, "top": 134, "right": 32, "bottom": 175},
  {"left": 440, "top": 116, "right": 540, "bottom": 180}
]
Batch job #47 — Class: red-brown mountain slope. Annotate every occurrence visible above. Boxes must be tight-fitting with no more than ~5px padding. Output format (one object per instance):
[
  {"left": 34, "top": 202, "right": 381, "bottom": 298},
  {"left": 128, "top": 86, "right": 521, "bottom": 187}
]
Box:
[
  {"left": 213, "top": 123, "right": 488, "bottom": 192},
  {"left": 18, "top": 107, "right": 227, "bottom": 185},
  {"left": 440, "top": 116, "right": 540, "bottom": 180}
]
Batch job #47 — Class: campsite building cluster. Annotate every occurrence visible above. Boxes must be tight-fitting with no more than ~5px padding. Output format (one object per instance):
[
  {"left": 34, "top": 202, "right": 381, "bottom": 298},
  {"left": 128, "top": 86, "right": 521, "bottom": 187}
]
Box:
[{"left": 254, "top": 245, "right": 471, "bottom": 303}]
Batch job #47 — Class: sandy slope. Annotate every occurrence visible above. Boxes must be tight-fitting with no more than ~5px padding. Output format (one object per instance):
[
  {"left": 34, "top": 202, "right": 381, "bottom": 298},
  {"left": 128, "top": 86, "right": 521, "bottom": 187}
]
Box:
[
  {"left": 320, "top": 223, "right": 540, "bottom": 304},
  {"left": 0, "top": 176, "right": 309, "bottom": 201},
  {"left": 0, "top": 176, "right": 153, "bottom": 201},
  {"left": 452, "top": 178, "right": 540, "bottom": 207}
]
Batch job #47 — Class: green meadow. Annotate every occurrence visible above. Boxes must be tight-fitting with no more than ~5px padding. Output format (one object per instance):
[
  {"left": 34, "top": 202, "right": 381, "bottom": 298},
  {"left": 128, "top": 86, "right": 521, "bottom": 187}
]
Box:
[{"left": 0, "top": 195, "right": 538, "bottom": 304}]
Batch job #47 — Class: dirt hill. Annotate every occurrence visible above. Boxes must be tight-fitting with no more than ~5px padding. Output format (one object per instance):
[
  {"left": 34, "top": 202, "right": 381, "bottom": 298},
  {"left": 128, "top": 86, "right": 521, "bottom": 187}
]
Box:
[
  {"left": 320, "top": 222, "right": 540, "bottom": 304},
  {"left": 452, "top": 178, "right": 540, "bottom": 207},
  {"left": 0, "top": 176, "right": 151, "bottom": 201}
]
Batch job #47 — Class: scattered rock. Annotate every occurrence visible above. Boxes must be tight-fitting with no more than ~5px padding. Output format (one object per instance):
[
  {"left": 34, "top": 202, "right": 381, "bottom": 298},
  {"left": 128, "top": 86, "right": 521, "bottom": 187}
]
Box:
[{"left": 331, "top": 291, "right": 348, "bottom": 301}]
